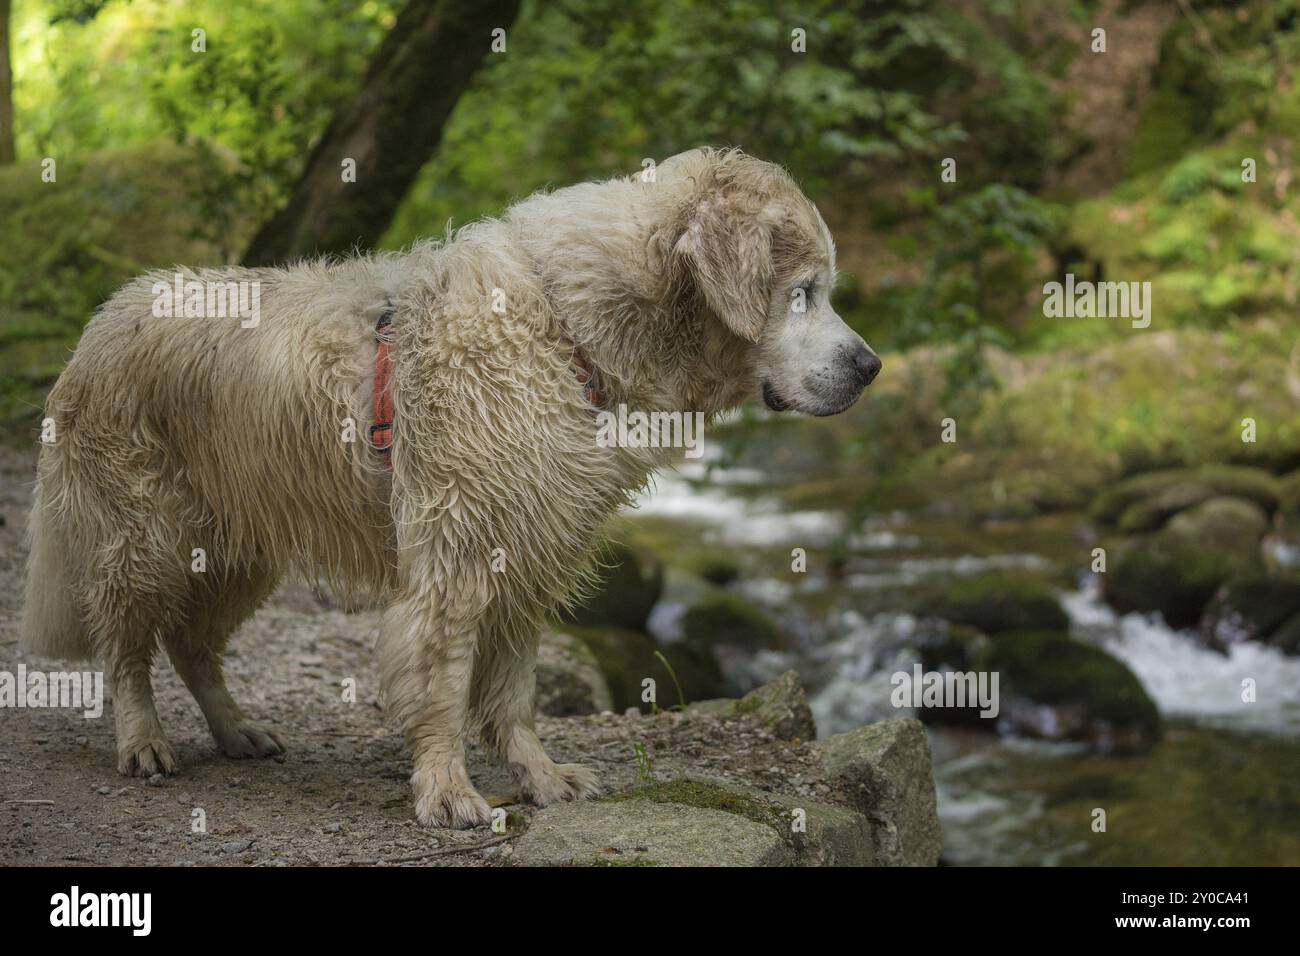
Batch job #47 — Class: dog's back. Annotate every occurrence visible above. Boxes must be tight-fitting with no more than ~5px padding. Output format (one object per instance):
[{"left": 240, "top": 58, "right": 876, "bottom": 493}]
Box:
[{"left": 22, "top": 259, "right": 400, "bottom": 663}]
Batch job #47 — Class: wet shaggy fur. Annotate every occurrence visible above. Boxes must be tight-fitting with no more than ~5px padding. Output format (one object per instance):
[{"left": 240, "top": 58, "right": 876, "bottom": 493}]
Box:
[{"left": 22, "top": 148, "right": 873, "bottom": 827}]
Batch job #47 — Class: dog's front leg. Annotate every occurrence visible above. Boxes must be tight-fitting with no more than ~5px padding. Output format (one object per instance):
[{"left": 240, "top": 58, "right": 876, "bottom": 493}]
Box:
[
  {"left": 473, "top": 627, "right": 601, "bottom": 806},
  {"left": 380, "top": 578, "right": 493, "bottom": 829}
]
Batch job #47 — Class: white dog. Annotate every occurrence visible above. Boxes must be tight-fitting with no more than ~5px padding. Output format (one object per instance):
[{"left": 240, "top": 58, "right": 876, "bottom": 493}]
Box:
[{"left": 22, "top": 148, "right": 880, "bottom": 827}]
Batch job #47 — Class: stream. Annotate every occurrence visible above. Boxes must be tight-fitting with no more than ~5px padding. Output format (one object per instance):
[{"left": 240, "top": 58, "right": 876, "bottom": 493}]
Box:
[{"left": 629, "top": 459, "right": 1300, "bottom": 866}]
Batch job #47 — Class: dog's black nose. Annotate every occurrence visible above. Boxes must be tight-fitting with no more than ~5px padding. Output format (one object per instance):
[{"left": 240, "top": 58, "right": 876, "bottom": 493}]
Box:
[{"left": 852, "top": 347, "right": 882, "bottom": 387}]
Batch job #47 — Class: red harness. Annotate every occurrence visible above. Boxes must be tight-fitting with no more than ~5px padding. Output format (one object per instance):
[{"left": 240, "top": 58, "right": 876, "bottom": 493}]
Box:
[
  {"left": 370, "top": 310, "right": 396, "bottom": 467},
  {"left": 369, "top": 311, "right": 602, "bottom": 469}
]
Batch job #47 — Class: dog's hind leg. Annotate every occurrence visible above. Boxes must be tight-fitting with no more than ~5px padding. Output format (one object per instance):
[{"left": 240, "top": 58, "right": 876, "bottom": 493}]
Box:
[
  {"left": 161, "top": 564, "right": 284, "bottom": 759},
  {"left": 472, "top": 622, "right": 600, "bottom": 806},
  {"left": 84, "top": 547, "right": 182, "bottom": 778}
]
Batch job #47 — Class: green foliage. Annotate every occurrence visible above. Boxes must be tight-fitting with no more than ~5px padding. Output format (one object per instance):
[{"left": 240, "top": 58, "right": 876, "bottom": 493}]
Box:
[
  {"left": 0, "top": 142, "right": 247, "bottom": 429},
  {"left": 13, "top": 0, "right": 397, "bottom": 250},
  {"left": 386, "top": 0, "right": 1048, "bottom": 244}
]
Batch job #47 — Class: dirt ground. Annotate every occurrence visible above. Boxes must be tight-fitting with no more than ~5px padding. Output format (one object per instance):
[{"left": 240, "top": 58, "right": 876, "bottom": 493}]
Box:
[{"left": 0, "top": 447, "right": 829, "bottom": 867}]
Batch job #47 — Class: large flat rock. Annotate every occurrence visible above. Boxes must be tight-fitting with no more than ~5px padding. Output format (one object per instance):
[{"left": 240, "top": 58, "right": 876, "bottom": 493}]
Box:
[{"left": 512, "top": 798, "right": 794, "bottom": 867}]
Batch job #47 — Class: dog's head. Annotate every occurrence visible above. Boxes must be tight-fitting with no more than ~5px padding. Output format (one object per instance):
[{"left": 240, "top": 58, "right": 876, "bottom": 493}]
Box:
[{"left": 664, "top": 149, "right": 880, "bottom": 417}]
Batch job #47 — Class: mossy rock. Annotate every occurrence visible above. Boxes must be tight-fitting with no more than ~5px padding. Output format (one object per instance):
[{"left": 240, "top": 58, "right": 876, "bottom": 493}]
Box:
[
  {"left": 604, "top": 778, "right": 790, "bottom": 833},
  {"left": 564, "top": 626, "right": 723, "bottom": 712},
  {"left": 910, "top": 626, "right": 1158, "bottom": 749},
  {"left": 536, "top": 631, "right": 613, "bottom": 717},
  {"left": 915, "top": 625, "right": 994, "bottom": 729},
  {"left": 1200, "top": 576, "right": 1300, "bottom": 650},
  {"left": 601, "top": 776, "right": 875, "bottom": 866},
  {"left": 1104, "top": 496, "right": 1267, "bottom": 629},
  {"left": 687, "top": 670, "right": 817, "bottom": 741},
  {"left": 561, "top": 540, "right": 663, "bottom": 632},
  {"left": 982, "top": 631, "right": 1160, "bottom": 751},
  {"left": 1092, "top": 465, "right": 1280, "bottom": 531},
  {"left": 928, "top": 571, "right": 1068, "bottom": 635},
  {"left": 1280, "top": 468, "right": 1300, "bottom": 522},
  {"left": 513, "top": 797, "right": 793, "bottom": 866},
  {"left": 681, "top": 591, "right": 785, "bottom": 652},
  {"left": 679, "top": 548, "right": 742, "bottom": 586},
  {"left": 917, "top": 624, "right": 989, "bottom": 672}
]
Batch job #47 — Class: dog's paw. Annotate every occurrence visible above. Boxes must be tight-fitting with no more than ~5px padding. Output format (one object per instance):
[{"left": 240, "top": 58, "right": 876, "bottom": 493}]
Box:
[
  {"left": 117, "top": 737, "right": 178, "bottom": 777},
  {"left": 412, "top": 774, "right": 493, "bottom": 829},
  {"left": 520, "top": 761, "right": 601, "bottom": 807},
  {"left": 215, "top": 721, "right": 285, "bottom": 759}
]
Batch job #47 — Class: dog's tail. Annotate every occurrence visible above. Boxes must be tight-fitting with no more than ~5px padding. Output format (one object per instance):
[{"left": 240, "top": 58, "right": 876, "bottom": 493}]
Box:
[{"left": 21, "top": 482, "right": 93, "bottom": 662}]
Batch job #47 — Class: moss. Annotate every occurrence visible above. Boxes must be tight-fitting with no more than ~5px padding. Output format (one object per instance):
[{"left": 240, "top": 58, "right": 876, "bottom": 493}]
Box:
[
  {"left": 1093, "top": 465, "right": 1280, "bottom": 529},
  {"left": 685, "top": 672, "right": 816, "bottom": 741},
  {"left": 1105, "top": 499, "right": 1268, "bottom": 630},
  {"left": 681, "top": 591, "right": 785, "bottom": 651},
  {"left": 981, "top": 631, "right": 1160, "bottom": 745},
  {"left": 679, "top": 549, "right": 742, "bottom": 586},
  {"left": 929, "top": 571, "right": 1068, "bottom": 635},
  {"left": 604, "top": 778, "right": 788, "bottom": 836}
]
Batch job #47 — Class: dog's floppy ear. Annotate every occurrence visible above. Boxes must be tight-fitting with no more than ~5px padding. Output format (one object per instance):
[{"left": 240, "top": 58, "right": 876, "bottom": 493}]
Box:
[{"left": 675, "top": 197, "right": 775, "bottom": 343}]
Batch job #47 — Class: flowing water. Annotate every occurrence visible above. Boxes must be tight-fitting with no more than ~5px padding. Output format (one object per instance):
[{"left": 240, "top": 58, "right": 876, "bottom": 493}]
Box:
[{"left": 631, "top": 460, "right": 1300, "bottom": 866}]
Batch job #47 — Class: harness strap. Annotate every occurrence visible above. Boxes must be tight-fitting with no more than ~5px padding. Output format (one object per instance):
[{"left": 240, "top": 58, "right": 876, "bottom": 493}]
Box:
[
  {"left": 569, "top": 345, "right": 605, "bottom": 409},
  {"left": 370, "top": 309, "right": 395, "bottom": 467}
]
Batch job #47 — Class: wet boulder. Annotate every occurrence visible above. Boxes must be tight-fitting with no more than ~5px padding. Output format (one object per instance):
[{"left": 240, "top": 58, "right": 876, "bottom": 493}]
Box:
[
  {"left": 928, "top": 571, "right": 1069, "bottom": 635},
  {"left": 913, "top": 626, "right": 1158, "bottom": 751},
  {"left": 679, "top": 548, "right": 742, "bottom": 586},
  {"left": 536, "top": 630, "right": 613, "bottom": 717},
  {"left": 561, "top": 540, "right": 664, "bottom": 632},
  {"left": 565, "top": 625, "right": 724, "bottom": 712},
  {"left": 512, "top": 777, "right": 879, "bottom": 867},
  {"left": 681, "top": 590, "right": 786, "bottom": 652},
  {"left": 688, "top": 669, "right": 817, "bottom": 741},
  {"left": 1104, "top": 496, "right": 1268, "bottom": 628},
  {"left": 981, "top": 631, "right": 1160, "bottom": 752},
  {"left": 1199, "top": 576, "right": 1300, "bottom": 652},
  {"left": 1091, "top": 465, "right": 1279, "bottom": 533}
]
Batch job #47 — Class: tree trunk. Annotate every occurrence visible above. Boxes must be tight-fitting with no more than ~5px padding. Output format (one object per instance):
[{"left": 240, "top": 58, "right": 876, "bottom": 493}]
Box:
[
  {"left": 0, "top": 0, "right": 15, "bottom": 165},
  {"left": 242, "top": 0, "right": 521, "bottom": 266}
]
